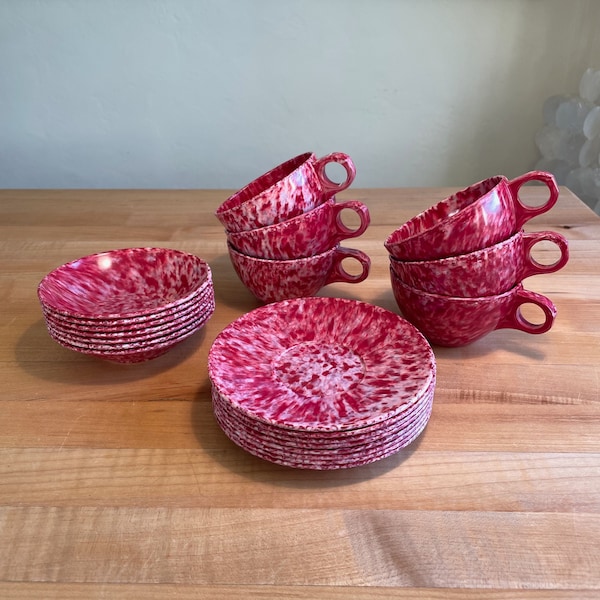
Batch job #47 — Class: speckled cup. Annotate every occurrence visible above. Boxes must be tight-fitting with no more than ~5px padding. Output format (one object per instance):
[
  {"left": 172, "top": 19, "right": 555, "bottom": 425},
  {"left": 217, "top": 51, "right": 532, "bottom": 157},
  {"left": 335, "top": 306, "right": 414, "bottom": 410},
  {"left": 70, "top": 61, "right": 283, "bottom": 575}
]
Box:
[
  {"left": 389, "top": 229, "right": 569, "bottom": 297},
  {"left": 216, "top": 152, "right": 356, "bottom": 233},
  {"left": 390, "top": 269, "right": 557, "bottom": 347},
  {"left": 228, "top": 243, "right": 370, "bottom": 303},
  {"left": 384, "top": 171, "right": 559, "bottom": 261},
  {"left": 227, "top": 197, "right": 370, "bottom": 260}
]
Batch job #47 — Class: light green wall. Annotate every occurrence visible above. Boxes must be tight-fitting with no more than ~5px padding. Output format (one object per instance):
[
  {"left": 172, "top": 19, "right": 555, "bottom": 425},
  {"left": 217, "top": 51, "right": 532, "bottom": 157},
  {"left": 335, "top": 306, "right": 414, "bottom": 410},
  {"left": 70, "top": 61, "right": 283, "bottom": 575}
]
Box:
[{"left": 1, "top": 0, "right": 599, "bottom": 189}]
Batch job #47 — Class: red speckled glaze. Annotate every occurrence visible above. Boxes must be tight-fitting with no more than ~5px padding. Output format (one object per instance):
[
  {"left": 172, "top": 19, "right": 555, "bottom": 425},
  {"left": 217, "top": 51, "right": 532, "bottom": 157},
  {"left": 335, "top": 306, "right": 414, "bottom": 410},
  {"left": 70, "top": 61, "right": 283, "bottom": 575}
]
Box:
[
  {"left": 215, "top": 152, "right": 356, "bottom": 232},
  {"left": 384, "top": 171, "right": 559, "bottom": 261},
  {"left": 41, "top": 285, "right": 215, "bottom": 336},
  {"left": 212, "top": 376, "right": 434, "bottom": 447},
  {"left": 38, "top": 247, "right": 212, "bottom": 319},
  {"left": 390, "top": 229, "right": 569, "bottom": 297},
  {"left": 390, "top": 269, "right": 557, "bottom": 347},
  {"left": 43, "top": 296, "right": 214, "bottom": 346},
  {"left": 228, "top": 243, "right": 370, "bottom": 303},
  {"left": 227, "top": 197, "right": 370, "bottom": 260},
  {"left": 212, "top": 385, "right": 434, "bottom": 469},
  {"left": 38, "top": 247, "right": 215, "bottom": 362},
  {"left": 208, "top": 297, "right": 435, "bottom": 432}
]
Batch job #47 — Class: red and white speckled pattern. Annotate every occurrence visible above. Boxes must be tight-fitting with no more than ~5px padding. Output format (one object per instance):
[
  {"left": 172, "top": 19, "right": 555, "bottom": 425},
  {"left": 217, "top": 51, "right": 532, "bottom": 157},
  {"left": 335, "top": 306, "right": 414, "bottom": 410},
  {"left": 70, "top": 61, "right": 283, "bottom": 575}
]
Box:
[
  {"left": 228, "top": 244, "right": 371, "bottom": 303},
  {"left": 390, "top": 269, "right": 557, "bottom": 347},
  {"left": 44, "top": 296, "right": 214, "bottom": 346},
  {"left": 227, "top": 198, "right": 370, "bottom": 260},
  {"left": 384, "top": 171, "right": 559, "bottom": 261},
  {"left": 215, "top": 152, "right": 356, "bottom": 232},
  {"left": 38, "top": 247, "right": 215, "bottom": 363},
  {"left": 212, "top": 376, "right": 434, "bottom": 447},
  {"left": 208, "top": 297, "right": 435, "bottom": 432},
  {"left": 212, "top": 384, "right": 435, "bottom": 469},
  {"left": 38, "top": 247, "right": 212, "bottom": 319},
  {"left": 41, "top": 284, "right": 215, "bottom": 336},
  {"left": 390, "top": 229, "right": 569, "bottom": 297}
]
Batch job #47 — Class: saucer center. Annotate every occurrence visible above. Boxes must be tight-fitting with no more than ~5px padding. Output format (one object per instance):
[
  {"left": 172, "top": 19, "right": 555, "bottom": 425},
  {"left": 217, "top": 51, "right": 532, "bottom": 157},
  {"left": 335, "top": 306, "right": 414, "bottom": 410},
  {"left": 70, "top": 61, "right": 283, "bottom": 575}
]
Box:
[{"left": 272, "top": 341, "right": 365, "bottom": 397}]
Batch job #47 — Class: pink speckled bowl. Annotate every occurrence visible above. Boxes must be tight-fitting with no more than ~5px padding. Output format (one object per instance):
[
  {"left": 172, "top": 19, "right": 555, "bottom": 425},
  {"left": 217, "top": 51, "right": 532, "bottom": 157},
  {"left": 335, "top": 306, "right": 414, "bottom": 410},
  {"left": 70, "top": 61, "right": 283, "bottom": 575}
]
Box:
[
  {"left": 38, "top": 247, "right": 212, "bottom": 319},
  {"left": 390, "top": 268, "right": 556, "bottom": 347},
  {"left": 215, "top": 152, "right": 356, "bottom": 232},
  {"left": 226, "top": 197, "right": 370, "bottom": 260},
  {"left": 38, "top": 247, "right": 215, "bottom": 362},
  {"left": 228, "top": 243, "right": 370, "bottom": 303},
  {"left": 384, "top": 171, "right": 559, "bottom": 261},
  {"left": 389, "top": 229, "right": 569, "bottom": 297}
]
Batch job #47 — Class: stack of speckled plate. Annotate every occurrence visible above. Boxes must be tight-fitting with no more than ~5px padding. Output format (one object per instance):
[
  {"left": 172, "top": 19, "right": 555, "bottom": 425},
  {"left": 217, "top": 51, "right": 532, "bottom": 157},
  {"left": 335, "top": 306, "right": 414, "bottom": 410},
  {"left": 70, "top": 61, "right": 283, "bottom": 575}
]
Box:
[
  {"left": 38, "top": 247, "right": 215, "bottom": 363},
  {"left": 208, "top": 296, "right": 436, "bottom": 469}
]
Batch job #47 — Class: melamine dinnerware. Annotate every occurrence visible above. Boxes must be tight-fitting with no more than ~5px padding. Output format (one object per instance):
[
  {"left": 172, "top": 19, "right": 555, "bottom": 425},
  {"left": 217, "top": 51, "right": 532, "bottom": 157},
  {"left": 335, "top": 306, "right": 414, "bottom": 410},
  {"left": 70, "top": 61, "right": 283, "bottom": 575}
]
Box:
[
  {"left": 216, "top": 151, "right": 356, "bottom": 232},
  {"left": 227, "top": 197, "right": 370, "bottom": 260},
  {"left": 384, "top": 171, "right": 559, "bottom": 261},
  {"left": 208, "top": 297, "right": 436, "bottom": 469},
  {"left": 390, "top": 268, "right": 556, "bottom": 347},
  {"left": 389, "top": 229, "right": 569, "bottom": 297},
  {"left": 38, "top": 247, "right": 215, "bottom": 362},
  {"left": 228, "top": 243, "right": 370, "bottom": 303}
]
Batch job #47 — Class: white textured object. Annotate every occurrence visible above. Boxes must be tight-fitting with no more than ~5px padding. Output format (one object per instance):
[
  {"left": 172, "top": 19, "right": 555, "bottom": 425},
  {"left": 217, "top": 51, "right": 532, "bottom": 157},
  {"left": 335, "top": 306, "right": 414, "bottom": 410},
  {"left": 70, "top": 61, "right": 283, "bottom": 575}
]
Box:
[{"left": 536, "top": 69, "right": 600, "bottom": 214}]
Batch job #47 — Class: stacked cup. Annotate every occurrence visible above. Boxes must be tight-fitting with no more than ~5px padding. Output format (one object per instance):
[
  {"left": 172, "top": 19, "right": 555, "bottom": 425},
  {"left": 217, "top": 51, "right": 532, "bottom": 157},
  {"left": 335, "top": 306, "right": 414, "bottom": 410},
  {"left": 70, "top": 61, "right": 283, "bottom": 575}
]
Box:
[
  {"left": 215, "top": 152, "right": 371, "bottom": 303},
  {"left": 385, "top": 171, "right": 570, "bottom": 347}
]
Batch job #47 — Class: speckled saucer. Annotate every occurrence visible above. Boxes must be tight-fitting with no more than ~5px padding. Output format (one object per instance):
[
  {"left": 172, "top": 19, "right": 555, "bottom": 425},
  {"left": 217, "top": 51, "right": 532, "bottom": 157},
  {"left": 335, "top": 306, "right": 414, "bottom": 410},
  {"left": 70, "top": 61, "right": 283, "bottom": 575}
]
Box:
[
  {"left": 208, "top": 296, "right": 436, "bottom": 438},
  {"left": 213, "top": 392, "right": 434, "bottom": 470},
  {"left": 212, "top": 378, "right": 434, "bottom": 452}
]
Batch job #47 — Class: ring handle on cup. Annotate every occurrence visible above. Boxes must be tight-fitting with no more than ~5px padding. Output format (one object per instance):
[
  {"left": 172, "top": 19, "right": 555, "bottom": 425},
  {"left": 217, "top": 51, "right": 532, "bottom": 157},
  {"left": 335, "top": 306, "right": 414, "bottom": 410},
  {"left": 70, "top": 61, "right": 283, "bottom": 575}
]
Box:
[
  {"left": 508, "top": 170, "right": 560, "bottom": 229},
  {"left": 325, "top": 246, "right": 371, "bottom": 285},
  {"left": 314, "top": 152, "right": 357, "bottom": 194},
  {"left": 496, "top": 285, "right": 557, "bottom": 334},
  {"left": 520, "top": 230, "right": 570, "bottom": 279},
  {"left": 331, "top": 200, "right": 371, "bottom": 242}
]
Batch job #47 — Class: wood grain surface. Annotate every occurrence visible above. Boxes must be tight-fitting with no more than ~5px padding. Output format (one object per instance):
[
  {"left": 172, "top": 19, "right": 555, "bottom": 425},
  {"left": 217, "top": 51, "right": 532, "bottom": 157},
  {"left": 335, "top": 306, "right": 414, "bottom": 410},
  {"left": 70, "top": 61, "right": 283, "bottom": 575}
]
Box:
[{"left": 1, "top": 187, "right": 599, "bottom": 599}]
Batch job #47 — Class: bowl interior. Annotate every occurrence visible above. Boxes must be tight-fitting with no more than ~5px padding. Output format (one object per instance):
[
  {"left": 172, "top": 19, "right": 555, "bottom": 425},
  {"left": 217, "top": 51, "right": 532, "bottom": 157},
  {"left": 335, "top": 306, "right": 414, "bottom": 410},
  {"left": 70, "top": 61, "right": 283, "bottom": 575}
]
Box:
[{"left": 38, "top": 247, "right": 211, "bottom": 318}]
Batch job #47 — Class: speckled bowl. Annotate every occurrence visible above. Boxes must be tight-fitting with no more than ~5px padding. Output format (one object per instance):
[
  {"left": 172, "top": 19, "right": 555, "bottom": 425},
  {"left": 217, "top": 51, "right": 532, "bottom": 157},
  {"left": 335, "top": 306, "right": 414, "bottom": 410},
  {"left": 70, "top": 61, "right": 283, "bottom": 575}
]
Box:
[
  {"left": 38, "top": 247, "right": 212, "bottom": 319},
  {"left": 38, "top": 247, "right": 215, "bottom": 362}
]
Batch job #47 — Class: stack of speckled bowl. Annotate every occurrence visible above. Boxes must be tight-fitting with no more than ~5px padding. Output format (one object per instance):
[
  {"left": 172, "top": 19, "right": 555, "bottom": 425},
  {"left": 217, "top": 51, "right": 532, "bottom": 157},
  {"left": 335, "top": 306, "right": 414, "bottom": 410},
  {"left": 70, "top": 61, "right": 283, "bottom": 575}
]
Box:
[
  {"left": 208, "top": 296, "right": 436, "bottom": 469},
  {"left": 38, "top": 247, "right": 215, "bottom": 363}
]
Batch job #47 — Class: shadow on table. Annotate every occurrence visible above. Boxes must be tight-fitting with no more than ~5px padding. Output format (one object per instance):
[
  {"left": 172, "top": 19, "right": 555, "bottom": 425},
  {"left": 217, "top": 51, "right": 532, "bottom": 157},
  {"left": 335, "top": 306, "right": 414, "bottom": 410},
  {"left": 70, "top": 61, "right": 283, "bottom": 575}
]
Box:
[{"left": 15, "top": 317, "right": 207, "bottom": 385}]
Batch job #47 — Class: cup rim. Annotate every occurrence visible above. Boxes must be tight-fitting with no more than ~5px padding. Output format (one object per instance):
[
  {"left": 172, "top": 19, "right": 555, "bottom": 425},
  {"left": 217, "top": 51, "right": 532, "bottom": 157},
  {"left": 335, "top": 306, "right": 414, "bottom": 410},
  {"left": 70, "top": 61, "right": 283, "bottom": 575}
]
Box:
[
  {"left": 227, "top": 241, "right": 339, "bottom": 264},
  {"left": 217, "top": 152, "right": 314, "bottom": 216},
  {"left": 389, "top": 266, "right": 520, "bottom": 302},
  {"left": 384, "top": 175, "right": 506, "bottom": 250},
  {"left": 388, "top": 228, "right": 521, "bottom": 267},
  {"left": 226, "top": 196, "right": 334, "bottom": 239}
]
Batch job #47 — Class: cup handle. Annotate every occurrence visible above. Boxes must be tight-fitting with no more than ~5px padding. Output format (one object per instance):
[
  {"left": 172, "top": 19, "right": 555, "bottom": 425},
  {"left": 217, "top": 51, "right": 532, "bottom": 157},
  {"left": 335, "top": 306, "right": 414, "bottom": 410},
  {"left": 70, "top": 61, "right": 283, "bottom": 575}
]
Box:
[
  {"left": 521, "top": 230, "right": 570, "bottom": 279},
  {"left": 496, "top": 285, "right": 557, "bottom": 334},
  {"left": 331, "top": 200, "right": 371, "bottom": 241},
  {"left": 507, "top": 170, "right": 560, "bottom": 229},
  {"left": 314, "top": 152, "right": 357, "bottom": 193},
  {"left": 325, "top": 246, "right": 371, "bottom": 285}
]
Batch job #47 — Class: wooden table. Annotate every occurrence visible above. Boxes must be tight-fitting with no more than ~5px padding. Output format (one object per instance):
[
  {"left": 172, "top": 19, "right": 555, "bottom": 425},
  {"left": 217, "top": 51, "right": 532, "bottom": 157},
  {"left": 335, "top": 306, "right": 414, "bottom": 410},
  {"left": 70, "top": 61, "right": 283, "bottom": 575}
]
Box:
[{"left": 1, "top": 187, "right": 599, "bottom": 598}]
